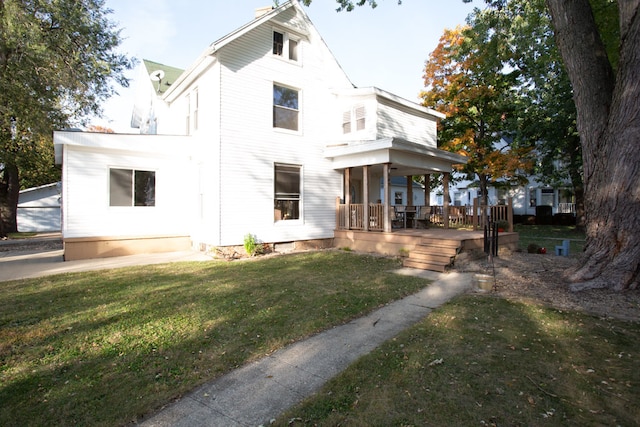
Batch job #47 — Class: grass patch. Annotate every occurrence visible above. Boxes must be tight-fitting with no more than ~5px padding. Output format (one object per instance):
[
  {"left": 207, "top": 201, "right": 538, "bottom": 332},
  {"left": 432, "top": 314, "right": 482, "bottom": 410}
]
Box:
[
  {"left": 6, "top": 232, "right": 38, "bottom": 239},
  {"left": 0, "top": 251, "right": 428, "bottom": 426},
  {"left": 515, "top": 224, "right": 586, "bottom": 253},
  {"left": 276, "top": 295, "right": 640, "bottom": 426}
]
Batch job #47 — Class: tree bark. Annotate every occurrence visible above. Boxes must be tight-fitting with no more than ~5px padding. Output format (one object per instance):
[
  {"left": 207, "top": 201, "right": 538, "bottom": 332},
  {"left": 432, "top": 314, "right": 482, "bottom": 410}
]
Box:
[
  {"left": 547, "top": 0, "right": 640, "bottom": 290},
  {"left": 0, "top": 161, "right": 19, "bottom": 236}
]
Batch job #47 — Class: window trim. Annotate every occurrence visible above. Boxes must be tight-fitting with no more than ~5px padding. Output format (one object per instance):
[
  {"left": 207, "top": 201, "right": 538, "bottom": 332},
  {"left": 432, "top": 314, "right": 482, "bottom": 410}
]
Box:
[
  {"left": 272, "top": 27, "right": 301, "bottom": 63},
  {"left": 274, "top": 163, "right": 302, "bottom": 222},
  {"left": 185, "top": 93, "right": 191, "bottom": 135},
  {"left": 342, "top": 104, "right": 366, "bottom": 134},
  {"left": 109, "top": 167, "right": 156, "bottom": 207},
  {"left": 273, "top": 83, "right": 301, "bottom": 133},
  {"left": 193, "top": 87, "right": 199, "bottom": 132}
]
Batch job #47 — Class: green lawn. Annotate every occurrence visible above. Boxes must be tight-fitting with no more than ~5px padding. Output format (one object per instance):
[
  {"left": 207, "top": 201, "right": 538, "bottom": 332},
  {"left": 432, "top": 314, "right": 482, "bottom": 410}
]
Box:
[
  {"left": 515, "top": 224, "right": 586, "bottom": 253},
  {"left": 0, "top": 251, "right": 428, "bottom": 426},
  {"left": 276, "top": 294, "right": 640, "bottom": 426}
]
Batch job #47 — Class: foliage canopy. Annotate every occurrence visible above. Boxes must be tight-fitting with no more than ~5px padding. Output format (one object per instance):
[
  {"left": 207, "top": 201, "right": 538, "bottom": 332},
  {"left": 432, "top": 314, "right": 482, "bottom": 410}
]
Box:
[{"left": 0, "top": 0, "right": 133, "bottom": 234}]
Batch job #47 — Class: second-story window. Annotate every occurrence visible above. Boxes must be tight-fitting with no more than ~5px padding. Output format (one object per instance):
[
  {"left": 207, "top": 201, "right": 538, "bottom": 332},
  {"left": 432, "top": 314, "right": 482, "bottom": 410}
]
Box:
[
  {"left": 273, "top": 30, "right": 300, "bottom": 62},
  {"left": 342, "top": 104, "right": 366, "bottom": 134},
  {"left": 273, "top": 84, "right": 299, "bottom": 131}
]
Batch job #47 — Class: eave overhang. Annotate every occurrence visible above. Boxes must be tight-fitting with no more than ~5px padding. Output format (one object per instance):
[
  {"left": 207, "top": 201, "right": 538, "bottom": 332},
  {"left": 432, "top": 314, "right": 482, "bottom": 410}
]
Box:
[{"left": 324, "top": 138, "right": 468, "bottom": 176}]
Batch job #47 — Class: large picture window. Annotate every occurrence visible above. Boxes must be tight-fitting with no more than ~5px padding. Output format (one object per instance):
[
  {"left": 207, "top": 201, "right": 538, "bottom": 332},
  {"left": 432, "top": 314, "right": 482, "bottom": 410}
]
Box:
[
  {"left": 274, "top": 164, "right": 301, "bottom": 221},
  {"left": 273, "top": 84, "right": 299, "bottom": 131},
  {"left": 109, "top": 168, "right": 156, "bottom": 207}
]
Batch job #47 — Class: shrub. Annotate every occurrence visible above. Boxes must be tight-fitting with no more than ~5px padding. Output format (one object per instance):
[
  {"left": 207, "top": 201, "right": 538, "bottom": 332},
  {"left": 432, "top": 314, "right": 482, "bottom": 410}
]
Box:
[{"left": 243, "top": 233, "right": 264, "bottom": 256}]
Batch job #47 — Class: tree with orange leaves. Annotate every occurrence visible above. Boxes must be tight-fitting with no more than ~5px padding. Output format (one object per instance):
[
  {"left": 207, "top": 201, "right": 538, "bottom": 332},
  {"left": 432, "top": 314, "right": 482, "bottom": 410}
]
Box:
[{"left": 420, "top": 25, "right": 533, "bottom": 209}]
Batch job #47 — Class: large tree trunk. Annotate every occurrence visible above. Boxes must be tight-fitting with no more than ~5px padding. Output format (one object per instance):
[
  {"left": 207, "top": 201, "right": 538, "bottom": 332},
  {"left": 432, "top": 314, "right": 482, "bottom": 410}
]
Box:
[
  {"left": 547, "top": 0, "right": 640, "bottom": 290},
  {"left": 0, "top": 161, "right": 19, "bottom": 237}
]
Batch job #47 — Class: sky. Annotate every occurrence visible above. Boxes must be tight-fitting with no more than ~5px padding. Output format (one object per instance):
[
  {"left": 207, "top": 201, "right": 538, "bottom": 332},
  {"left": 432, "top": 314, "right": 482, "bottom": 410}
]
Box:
[{"left": 98, "top": 0, "right": 479, "bottom": 132}]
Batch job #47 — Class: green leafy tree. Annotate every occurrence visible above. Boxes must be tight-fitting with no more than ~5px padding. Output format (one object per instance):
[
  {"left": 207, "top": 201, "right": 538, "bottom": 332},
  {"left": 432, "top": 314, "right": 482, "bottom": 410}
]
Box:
[
  {"left": 0, "top": 0, "right": 133, "bottom": 236},
  {"left": 467, "top": 0, "right": 585, "bottom": 228},
  {"left": 420, "top": 25, "right": 534, "bottom": 210}
]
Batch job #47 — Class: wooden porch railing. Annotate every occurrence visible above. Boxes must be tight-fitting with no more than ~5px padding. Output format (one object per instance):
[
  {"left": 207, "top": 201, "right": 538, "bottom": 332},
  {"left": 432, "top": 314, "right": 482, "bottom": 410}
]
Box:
[
  {"left": 336, "top": 198, "right": 513, "bottom": 232},
  {"left": 337, "top": 202, "right": 385, "bottom": 231},
  {"left": 558, "top": 203, "right": 576, "bottom": 214}
]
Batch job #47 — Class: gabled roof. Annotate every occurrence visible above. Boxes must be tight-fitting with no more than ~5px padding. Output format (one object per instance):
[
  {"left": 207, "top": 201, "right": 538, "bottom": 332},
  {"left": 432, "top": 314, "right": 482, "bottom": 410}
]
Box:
[
  {"left": 143, "top": 59, "right": 184, "bottom": 94},
  {"left": 163, "top": 0, "right": 352, "bottom": 100}
]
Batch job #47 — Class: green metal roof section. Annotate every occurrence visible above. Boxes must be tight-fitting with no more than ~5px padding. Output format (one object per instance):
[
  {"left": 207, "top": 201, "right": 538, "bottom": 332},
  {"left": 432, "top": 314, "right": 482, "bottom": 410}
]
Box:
[{"left": 142, "top": 59, "right": 185, "bottom": 94}]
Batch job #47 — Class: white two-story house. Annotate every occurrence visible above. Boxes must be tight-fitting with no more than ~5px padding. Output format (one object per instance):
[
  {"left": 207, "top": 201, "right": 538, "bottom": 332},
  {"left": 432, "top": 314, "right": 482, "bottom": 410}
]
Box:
[{"left": 53, "top": 0, "right": 466, "bottom": 260}]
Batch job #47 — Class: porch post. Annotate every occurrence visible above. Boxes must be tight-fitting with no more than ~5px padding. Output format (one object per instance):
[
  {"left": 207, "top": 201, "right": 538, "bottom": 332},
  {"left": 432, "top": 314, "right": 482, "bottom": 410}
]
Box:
[
  {"left": 443, "top": 172, "right": 450, "bottom": 229},
  {"left": 363, "top": 165, "right": 370, "bottom": 231},
  {"left": 344, "top": 168, "right": 352, "bottom": 229},
  {"left": 406, "top": 175, "right": 413, "bottom": 207},
  {"left": 424, "top": 174, "right": 430, "bottom": 207},
  {"left": 507, "top": 197, "right": 514, "bottom": 232},
  {"left": 383, "top": 163, "right": 391, "bottom": 232}
]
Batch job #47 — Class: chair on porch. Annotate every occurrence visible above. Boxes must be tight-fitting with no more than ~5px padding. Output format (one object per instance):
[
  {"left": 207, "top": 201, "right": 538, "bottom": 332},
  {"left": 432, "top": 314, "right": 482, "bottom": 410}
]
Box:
[
  {"left": 414, "top": 206, "right": 430, "bottom": 229},
  {"left": 392, "top": 206, "right": 405, "bottom": 229}
]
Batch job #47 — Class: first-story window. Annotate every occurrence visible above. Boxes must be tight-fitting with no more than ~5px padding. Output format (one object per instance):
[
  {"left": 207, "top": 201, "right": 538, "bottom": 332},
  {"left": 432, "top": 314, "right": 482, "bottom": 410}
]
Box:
[
  {"left": 273, "top": 84, "right": 299, "bottom": 131},
  {"left": 540, "top": 188, "right": 554, "bottom": 207},
  {"left": 274, "top": 164, "right": 301, "bottom": 221},
  {"left": 395, "top": 192, "right": 403, "bottom": 205},
  {"left": 110, "top": 168, "right": 156, "bottom": 207}
]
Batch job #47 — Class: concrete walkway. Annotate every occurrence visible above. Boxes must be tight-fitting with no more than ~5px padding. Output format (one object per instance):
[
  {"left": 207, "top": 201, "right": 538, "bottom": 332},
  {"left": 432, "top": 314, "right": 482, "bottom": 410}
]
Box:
[
  {"left": 0, "top": 246, "right": 212, "bottom": 282},
  {"left": 141, "top": 269, "right": 473, "bottom": 427}
]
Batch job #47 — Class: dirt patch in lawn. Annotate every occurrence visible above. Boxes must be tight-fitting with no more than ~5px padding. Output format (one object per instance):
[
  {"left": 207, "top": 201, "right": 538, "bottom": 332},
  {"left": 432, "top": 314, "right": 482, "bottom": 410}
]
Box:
[{"left": 456, "top": 250, "right": 640, "bottom": 323}]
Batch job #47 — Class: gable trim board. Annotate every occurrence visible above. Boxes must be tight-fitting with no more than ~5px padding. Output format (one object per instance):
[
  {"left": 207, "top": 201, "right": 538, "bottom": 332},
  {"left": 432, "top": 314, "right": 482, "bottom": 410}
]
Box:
[{"left": 54, "top": 1, "right": 466, "bottom": 260}]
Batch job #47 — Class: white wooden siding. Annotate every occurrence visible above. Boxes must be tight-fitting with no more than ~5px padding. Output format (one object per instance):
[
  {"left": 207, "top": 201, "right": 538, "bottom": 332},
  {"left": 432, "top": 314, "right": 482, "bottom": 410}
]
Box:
[
  {"left": 57, "top": 133, "right": 194, "bottom": 239},
  {"left": 211, "top": 10, "right": 351, "bottom": 246},
  {"left": 376, "top": 97, "right": 438, "bottom": 147}
]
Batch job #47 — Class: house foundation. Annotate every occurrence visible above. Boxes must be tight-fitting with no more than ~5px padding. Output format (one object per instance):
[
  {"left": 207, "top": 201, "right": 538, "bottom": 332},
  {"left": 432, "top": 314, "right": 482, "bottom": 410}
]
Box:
[{"left": 63, "top": 235, "right": 191, "bottom": 261}]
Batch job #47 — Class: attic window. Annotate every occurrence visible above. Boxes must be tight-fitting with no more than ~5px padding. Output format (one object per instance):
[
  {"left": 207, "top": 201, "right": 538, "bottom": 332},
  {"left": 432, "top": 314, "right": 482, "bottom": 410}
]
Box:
[
  {"left": 273, "top": 30, "right": 300, "bottom": 62},
  {"left": 273, "top": 31, "right": 284, "bottom": 56},
  {"left": 342, "top": 104, "right": 366, "bottom": 134}
]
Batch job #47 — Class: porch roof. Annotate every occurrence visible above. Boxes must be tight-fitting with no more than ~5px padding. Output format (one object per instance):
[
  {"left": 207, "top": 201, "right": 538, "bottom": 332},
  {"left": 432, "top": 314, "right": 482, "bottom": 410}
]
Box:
[{"left": 324, "top": 137, "right": 468, "bottom": 176}]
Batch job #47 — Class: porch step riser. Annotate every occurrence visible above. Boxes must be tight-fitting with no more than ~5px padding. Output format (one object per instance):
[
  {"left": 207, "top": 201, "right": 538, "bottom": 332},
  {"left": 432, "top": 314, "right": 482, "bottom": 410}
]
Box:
[
  {"left": 419, "top": 238, "right": 463, "bottom": 248},
  {"left": 411, "top": 248, "right": 458, "bottom": 257},
  {"left": 408, "top": 253, "right": 454, "bottom": 264},
  {"left": 403, "top": 259, "right": 448, "bottom": 273}
]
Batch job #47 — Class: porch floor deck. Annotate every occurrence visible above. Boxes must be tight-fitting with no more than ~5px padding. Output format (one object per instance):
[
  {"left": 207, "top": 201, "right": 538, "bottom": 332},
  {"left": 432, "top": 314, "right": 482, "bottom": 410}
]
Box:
[{"left": 334, "top": 227, "right": 519, "bottom": 271}]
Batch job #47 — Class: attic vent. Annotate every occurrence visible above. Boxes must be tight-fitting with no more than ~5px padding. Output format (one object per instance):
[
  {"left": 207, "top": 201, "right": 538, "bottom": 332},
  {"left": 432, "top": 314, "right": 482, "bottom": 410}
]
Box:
[{"left": 255, "top": 6, "right": 273, "bottom": 18}]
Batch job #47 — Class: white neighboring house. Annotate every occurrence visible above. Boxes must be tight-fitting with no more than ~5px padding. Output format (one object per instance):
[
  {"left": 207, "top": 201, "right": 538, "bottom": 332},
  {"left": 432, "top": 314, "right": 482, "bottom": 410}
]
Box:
[
  {"left": 17, "top": 182, "right": 61, "bottom": 232},
  {"left": 53, "top": 0, "right": 466, "bottom": 260},
  {"left": 432, "top": 176, "right": 576, "bottom": 220},
  {"left": 382, "top": 176, "right": 427, "bottom": 206}
]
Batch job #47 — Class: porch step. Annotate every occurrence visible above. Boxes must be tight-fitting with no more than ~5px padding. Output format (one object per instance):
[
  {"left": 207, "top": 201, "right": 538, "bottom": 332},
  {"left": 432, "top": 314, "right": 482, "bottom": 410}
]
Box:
[
  {"left": 403, "top": 240, "right": 462, "bottom": 273},
  {"left": 403, "top": 259, "right": 449, "bottom": 273}
]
